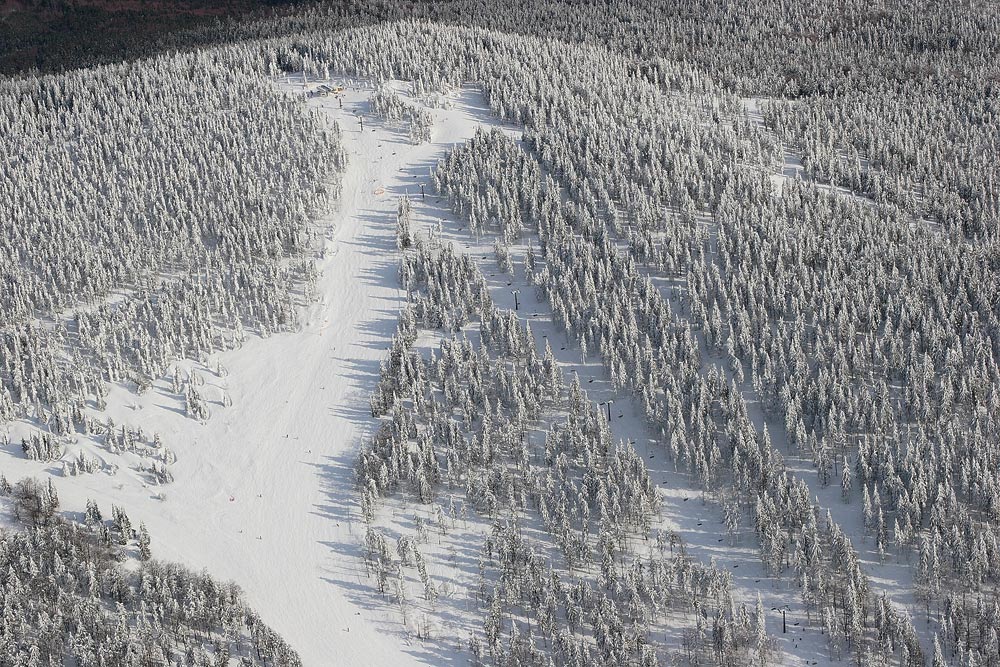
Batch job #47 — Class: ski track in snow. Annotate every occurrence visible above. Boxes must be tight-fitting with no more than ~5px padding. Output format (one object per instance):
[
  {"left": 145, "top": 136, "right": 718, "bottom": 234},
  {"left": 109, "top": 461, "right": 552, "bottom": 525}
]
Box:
[{"left": 0, "top": 76, "right": 501, "bottom": 667}]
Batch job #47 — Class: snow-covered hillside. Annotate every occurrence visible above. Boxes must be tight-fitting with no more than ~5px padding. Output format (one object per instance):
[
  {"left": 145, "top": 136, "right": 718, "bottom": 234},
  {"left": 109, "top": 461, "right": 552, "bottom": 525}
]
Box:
[
  {"left": 0, "top": 74, "right": 510, "bottom": 666},
  {"left": 3, "top": 5, "right": 999, "bottom": 667}
]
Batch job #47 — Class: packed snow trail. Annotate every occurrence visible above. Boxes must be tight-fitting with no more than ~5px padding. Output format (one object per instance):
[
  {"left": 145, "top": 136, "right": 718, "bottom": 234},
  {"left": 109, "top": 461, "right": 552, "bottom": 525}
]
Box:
[{"left": 0, "top": 77, "right": 501, "bottom": 667}]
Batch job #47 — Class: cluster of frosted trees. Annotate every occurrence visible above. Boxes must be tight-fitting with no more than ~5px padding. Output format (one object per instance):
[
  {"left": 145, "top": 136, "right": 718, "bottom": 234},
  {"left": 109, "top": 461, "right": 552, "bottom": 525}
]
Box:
[
  {"left": 0, "top": 47, "right": 344, "bottom": 444},
  {"left": 369, "top": 86, "right": 433, "bottom": 143},
  {"left": 434, "top": 126, "right": 925, "bottom": 664},
  {"left": 0, "top": 477, "right": 301, "bottom": 667},
  {"left": 0, "top": 42, "right": 345, "bottom": 663},
  {"left": 358, "top": 233, "right": 767, "bottom": 666},
  {"left": 14, "top": 405, "right": 176, "bottom": 484}
]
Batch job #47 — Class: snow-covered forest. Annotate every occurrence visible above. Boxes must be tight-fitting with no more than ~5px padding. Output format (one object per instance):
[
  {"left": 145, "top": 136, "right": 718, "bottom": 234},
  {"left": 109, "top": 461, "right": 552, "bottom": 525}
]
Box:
[
  {"left": 1, "top": 1, "right": 997, "bottom": 666},
  {"left": 0, "top": 475, "right": 301, "bottom": 666}
]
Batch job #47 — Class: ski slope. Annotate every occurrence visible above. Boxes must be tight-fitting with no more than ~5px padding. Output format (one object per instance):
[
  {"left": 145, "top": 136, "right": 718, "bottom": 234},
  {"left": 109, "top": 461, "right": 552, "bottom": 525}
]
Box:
[{"left": 0, "top": 77, "right": 504, "bottom": 666}]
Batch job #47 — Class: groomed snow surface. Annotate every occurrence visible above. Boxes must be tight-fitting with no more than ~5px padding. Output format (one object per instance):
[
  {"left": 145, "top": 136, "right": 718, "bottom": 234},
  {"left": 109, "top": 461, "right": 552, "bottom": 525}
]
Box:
[{"left": 0, "top": 76, "right": 922, "bottom": 666}]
